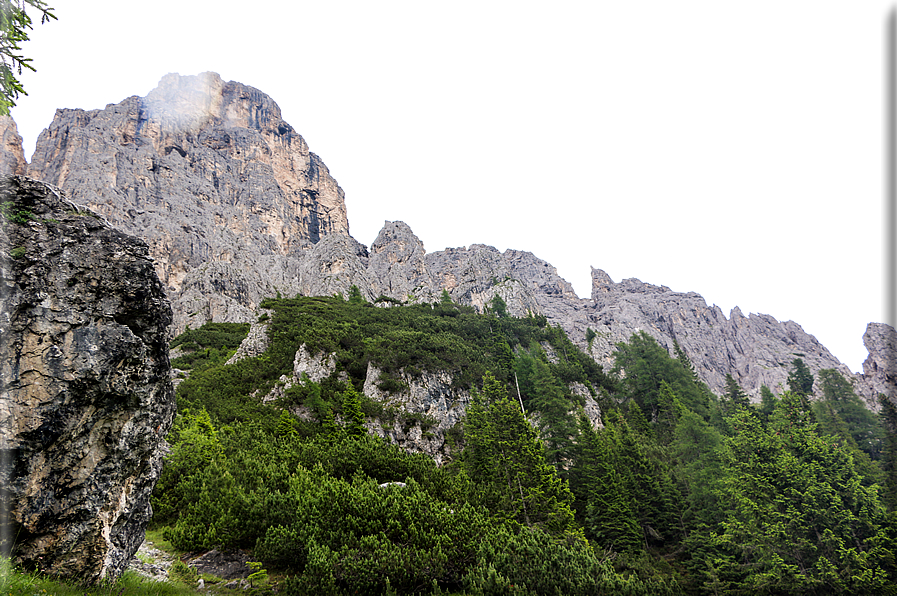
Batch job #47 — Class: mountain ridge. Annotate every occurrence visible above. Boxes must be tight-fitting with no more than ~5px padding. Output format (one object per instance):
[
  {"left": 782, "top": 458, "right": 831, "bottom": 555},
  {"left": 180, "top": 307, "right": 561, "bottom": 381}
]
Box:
[{"left": 0, "top": 72, "right": 891, "bottom": 406}]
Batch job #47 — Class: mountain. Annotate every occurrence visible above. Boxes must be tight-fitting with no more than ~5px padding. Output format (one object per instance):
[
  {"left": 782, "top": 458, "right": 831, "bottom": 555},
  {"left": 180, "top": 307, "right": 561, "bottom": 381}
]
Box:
[
  {"left": 6, "top": 72, "right": 893, "bottom": 405},
  {"left": 24, "top": 71, "right": 349, "bottom": 334}
]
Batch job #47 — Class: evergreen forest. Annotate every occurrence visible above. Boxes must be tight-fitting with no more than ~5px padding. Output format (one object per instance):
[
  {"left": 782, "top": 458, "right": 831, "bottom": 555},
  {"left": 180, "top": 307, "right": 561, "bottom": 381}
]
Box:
[{"left": 152, "top": 291, "right": 897, "bottom": 595}]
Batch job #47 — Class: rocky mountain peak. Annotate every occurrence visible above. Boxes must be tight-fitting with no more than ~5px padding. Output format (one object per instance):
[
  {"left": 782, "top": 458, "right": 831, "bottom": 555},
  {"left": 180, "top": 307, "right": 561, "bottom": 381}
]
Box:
[
  {"left": 27, "top": 71, "right": 349, "bottom": 294},
  {"left": 590, "top": 267, "right": 614, "bottom": 298},
  {"left": 143, "top": 71, "right": 228, "bottom": 136},
  {"left": 368, "top": 221, "right": 437, "bottom": 302}
]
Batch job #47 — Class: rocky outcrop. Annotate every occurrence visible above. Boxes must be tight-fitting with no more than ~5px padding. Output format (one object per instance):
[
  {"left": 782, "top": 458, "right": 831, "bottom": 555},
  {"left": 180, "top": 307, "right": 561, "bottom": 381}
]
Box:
[
  {"left": 26, "top": 72, "right": 350, "bottom": 333},
  {"left": 0, "top": 117, "right": 26, "bottom": 176},
  {"left": 367, "top": 221, "right": 438, "bottom": 303},
  {"left": 295, "top": 233, "right": 373, "bottom": 301},
  {"left": 425, "top": 244, "right": 561, "bottom": 316},
  {"left": 293, "top": 345, "right": 338, "bottom": 384},
  {"left": 0, "top": 176, "right": 174, "bottom": 583},
  {"left": 225, "top": 317, "right": 270, "bottom": 365},
  {"left": 256, "top": 344, "right": 344, "bottom": 406},
  {"left": 854, "top": 323, "right": 897, "bottom": 406},
  {"left": 361, "top": 363, "right": 470, "bottom": 466}
]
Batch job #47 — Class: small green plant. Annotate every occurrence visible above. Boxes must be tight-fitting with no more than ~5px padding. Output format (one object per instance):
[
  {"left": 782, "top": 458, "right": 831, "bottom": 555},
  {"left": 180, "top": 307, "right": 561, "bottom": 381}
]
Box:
[
  {"left": 136, "top": 551, "right": 154, "bottom": 565},
  {"left": 1, "top": 200, "right": 33, "bottom": 224},
  {"left": 168, "top": 559, "right": 198, "bottom": 585},
  {"left": 246, "top": 561, "right": 269, "bottom": 588},
  {"left": 9, "top": 245, "right": 25, "bottom": 259},
  {"left": 65, "top": 208, "right": 101, "bottom": 219}
]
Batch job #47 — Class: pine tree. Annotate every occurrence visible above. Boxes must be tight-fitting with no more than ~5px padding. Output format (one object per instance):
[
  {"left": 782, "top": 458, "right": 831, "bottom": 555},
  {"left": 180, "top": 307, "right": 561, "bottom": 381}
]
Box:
[
  {"left": 611, "top": 412, "right": 681, "bottom": 546},
  {"left": 672, "top": 339, "right": 699, "bottom": 384},
  {"left": 614, "top": 332, "right": 710, "bottom": 421},
  {"left": 815, "top": 368, "right": 883, "bottom": 460},
  {"left": 670, "top": 407, "right": 726, "bottom": 529},
  {"left": 276, "top": 409, "right": 299, "bottom": 439},
  {"left": 706, "top": 391, "right": 892, "bottom": 593},
  {"left": 655, "top": 380, "right": 679, "bottom": 444},
  {"left": 575, "top": 416, "right": 643, "bottom": 552},
  {"left": 342, "top": 383, "right": 366, "bottom": 439},
  {"left": 476, "top": 369, "right": 510, "bottom": 403},
  {"left": 720, "top": 374, "right": 750, "bottom": 420},
  {"left": 528, "top": 355, "right": 577, "bottom": 467},
  {"left": 724, "top": 374, "right": 749, "bottom": 407},
  {"left": 624, "top": 399, "right": 654, "bottom": 440},
  {"left": 463, "top": 373, "right": 576, "bottom": 533},
  {"left": 488, "top": 333, "right": 515, "bottom": 384},
  {"left": 488, "top": 294, "right": 508, "bottom": 318},
  {"left": 585, "top": 327, "right": 597, "bottom": 351},
  {"left": 322, "top": 407, "right": 341, "bottom": 441},
  {"left": 879, "top": 395, "right": 897, "bottom": 511},
  {"left": 347, "top": 284, "right": 365, "bottom": 304},
  {"left": 787, "top": 357, "right": 814, "bottom": 398},
  {"left": 757, "top": 385, "right": 778, "bottom": 423}
]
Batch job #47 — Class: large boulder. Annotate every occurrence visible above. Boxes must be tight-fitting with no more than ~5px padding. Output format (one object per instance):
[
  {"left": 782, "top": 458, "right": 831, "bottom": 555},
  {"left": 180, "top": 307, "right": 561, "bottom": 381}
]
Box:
[{"left": 0, "top": 176, "right": 175, "bottom": 583}]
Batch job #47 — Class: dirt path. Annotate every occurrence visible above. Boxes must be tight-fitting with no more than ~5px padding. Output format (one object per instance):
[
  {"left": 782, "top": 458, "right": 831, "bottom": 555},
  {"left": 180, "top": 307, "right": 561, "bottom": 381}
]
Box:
[
  {"left": 127, "top": 538, "right": 256, "bottom": 589},
  {"left": 127, "top": 539, "right": 174, "bottom": 582}
]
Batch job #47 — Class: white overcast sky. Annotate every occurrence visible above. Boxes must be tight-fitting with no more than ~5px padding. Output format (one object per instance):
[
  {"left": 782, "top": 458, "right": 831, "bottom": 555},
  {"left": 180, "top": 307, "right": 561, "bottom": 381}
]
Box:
[{"left": 9, "top": 1, "right": 894, "bottom": 373}]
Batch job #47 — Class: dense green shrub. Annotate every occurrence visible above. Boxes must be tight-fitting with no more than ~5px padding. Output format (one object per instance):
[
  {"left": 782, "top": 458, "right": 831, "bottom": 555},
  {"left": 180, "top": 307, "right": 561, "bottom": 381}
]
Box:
[
  {"left": 463, "top": 524, "right": 678, "bottom": 596},
  {"left": 170, "top": 322, "right": 252, "bottom": 351},
  {"left": 154, "top": 424, "right": 461, "bottom": 551},
  {"left": 170, "top": 322, "right": 251, "bottom": 371},
  {"left": 259, "top": 466, "right": 490, "bottom": 594}
]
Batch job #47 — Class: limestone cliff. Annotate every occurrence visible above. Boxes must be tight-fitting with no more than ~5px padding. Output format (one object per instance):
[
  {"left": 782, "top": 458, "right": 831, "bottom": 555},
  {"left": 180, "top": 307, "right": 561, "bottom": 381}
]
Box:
[
  {"left": 582, "top": 268, "right": 853, "bottom": 399},
  {"left": 0, "top": 117, "right": 26, "bottom": 176},
  {"left": 0, "top": 176, "right": 174, "bottom": 583},
  {"left": 855, "top": 323, "right": 897, "bottom": 405},
  {"left": 13, "top": 72, "right": 887, "bottom": 406},
  {"left": 26, "top": 72, "right": 350, "bottom": 333},
  {"left": 220, "top": 217, "right": 874, "bottom": 403}
]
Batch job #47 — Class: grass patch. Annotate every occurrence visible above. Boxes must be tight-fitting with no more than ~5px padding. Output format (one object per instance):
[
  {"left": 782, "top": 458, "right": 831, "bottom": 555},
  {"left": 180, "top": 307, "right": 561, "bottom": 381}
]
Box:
[
  {"left": 0, "top": 557, "right": 197, "bottom": 596},
  {"left": 143, "top": 528, "right": 180, "bottom": 556}
]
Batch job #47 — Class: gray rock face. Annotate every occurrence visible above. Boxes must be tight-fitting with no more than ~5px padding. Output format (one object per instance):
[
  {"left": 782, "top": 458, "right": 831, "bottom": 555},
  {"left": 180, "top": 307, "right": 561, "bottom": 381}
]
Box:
[
  {"left": 296, "top": 233, "right": 373, "bottom": 301},
  {"left": 362, "top": 363, "right": 471, "bottom": 465},
  {"left": 0, "top": 176, "right": 174, "bottom": 583},
  {"left": 581, "top": 268, "right": 853, "bottom": 400},
  {"left": 425, "top": 244, "right": 564, "bottom": 316},
  {"left": 293, "top": 345, "right": 338, "bottom": 384},
  {"left": 0, "top": 117, "right": 26, "bottom": 176},
  {"left": 225, "top": 317, "right": 270, "bottom": 365},
  {"left": 367, "top": 221, "right": 437, "bottom": 303},
  {"left": 13, "top": 71, "right": 886, "bottom": 408},
  {"left": 855, "top": 323, "right": 897, "bottom": 405},
  {"left": 26, "top": 72, "right": 350, "bottom": 333}
]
